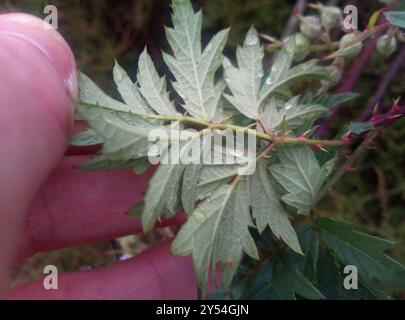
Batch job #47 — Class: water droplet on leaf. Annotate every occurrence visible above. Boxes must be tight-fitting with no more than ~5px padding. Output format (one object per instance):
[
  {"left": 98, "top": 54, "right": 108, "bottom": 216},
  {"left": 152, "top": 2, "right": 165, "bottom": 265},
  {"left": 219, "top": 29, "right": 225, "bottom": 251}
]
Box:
[{"left": 194, "top": 211, "right": 207, "bottom": 223}]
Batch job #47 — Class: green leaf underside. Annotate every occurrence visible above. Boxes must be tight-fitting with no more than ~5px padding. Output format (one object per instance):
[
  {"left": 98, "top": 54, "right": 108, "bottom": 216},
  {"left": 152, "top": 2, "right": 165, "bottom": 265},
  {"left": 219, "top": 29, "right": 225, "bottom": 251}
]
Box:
[
  {"left": 317, "top": 217, "right": 405, "bottom": 291},
  {"left": 250, "top": 159, "right": 302, "bottom": 254},
  {"left": 223, "top": 27, "right": 264, "bottom": 119},
  {"left": 164, "top": 0, "right": 229, "bottom": 120},
  {"left": 172, "top": 181, "right": 259, "bottom": 291},
  {"left": 269, "top": 145, "right": 329, "bottom": 214},
  {"left": 71, "top": 128, "right": 103, "bottom": 147}
]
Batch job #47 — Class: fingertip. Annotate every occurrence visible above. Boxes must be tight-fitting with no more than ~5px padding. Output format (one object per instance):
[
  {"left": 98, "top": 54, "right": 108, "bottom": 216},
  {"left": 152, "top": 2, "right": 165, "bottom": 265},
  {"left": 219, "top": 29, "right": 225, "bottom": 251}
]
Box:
[{"left": 0, "top": 13, "right": 78, "bottom": 98}]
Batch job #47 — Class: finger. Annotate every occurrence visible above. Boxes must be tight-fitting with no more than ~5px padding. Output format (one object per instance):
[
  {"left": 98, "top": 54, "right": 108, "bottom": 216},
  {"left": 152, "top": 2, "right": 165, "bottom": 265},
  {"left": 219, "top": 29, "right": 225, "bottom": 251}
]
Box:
[
  {"left": 0, "top": 14, "right": 77, "bottom": 286},
  {"left": 17, "top": 156, "right": 185, "bottom": 260},
  {"left": 4, "top": 241, "right": 200, "bottom": 300}
]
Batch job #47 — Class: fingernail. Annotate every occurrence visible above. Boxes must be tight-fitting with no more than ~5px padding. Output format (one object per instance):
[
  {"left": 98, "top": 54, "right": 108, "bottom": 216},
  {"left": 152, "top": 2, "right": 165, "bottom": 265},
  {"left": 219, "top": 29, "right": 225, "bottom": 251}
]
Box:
[{"left": 0, "top": 13, "right": 78, "bottom": 98}]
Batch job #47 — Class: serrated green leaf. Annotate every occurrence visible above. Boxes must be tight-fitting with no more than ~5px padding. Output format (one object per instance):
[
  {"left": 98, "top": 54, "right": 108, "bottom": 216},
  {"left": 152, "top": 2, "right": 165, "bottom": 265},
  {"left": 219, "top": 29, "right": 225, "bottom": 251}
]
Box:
[
  {"left": 268, "top": 254, "right": 324, "bottom": 300},
  {"left": 181, "top": 164, "right": 203, "bottom": 215},
  {"left": 269, "top": 145, "right": 327, "bottom": 214},
  {"left": 163, "top": 0, "right": 229, "bottom": 120},
  {"left": 317, "top": 249, "right": 346, "bottom": 299},
  {"left": 223, "top": 27, "right": 264, "bottom": 119},
  {"left": 197, "top": 163, "right": 241, "bottom": 199},
  {"left": 113, "top": 61, "right": 151, "bottom": 114},
  {"left": 137, "top": 49, "right": 178, "bottom": 116},
  {"left": 260, "top": 58, "right": 329, "bottom": 107},
  {"left": 80, "top": 154, "right": 145, "bottom": 171},
  {"left": 261, "top": 96, "right": 328, "bottom": 130},
  {"left": 317, "top": 217, "right": 405, "bottom": 291},
  {"left": 301, "top": 92, "right": 359, "bottom": 109},
  {"left": 317, "top": 249, "right": 390, "bottom": 300},
  {"left": 384, "top": 11, "right": 405, "bottom": 29},
  {"left": 241, "top": 263, "right": 273, "bottom": 300},
  {"left": 76, "top": 102, "right": 159, "bottom": 161},
  {"left": 261, "top": 37, "right": 296, "bottom": 96},
  {"left": 173, "top": 180, "right": 259, "bottom": 291},
  {"left": 79, "top": 73, "right": 128, "bottom": 112},
  {"left": 71, "top": 128, "right": 103, "bottom": 147},
  {"left": 250, "top": 159, "right": 302, "bottom": 254},
  {"left": 142, "top": 163, "right": 184, "bottom": 231},
  {"left": 346, "top": 121, "right": 375, "bottom": 135},
  {"left": 289, "top": 225, "right": 319, "bottom": 282}
]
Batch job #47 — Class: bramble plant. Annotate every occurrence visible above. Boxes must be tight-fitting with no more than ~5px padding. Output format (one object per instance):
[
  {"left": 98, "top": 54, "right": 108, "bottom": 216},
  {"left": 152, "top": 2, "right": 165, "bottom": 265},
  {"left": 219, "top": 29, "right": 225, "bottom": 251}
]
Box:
[{"left": 73, "top": 0, "right": 405, "bottom": 299}]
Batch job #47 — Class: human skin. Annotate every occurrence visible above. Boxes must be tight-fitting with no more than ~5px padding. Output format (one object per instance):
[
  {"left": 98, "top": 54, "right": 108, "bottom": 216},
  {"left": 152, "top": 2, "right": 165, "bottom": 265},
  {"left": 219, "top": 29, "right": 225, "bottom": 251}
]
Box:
[{"left": 0, "top": 13, "right": 199, "bottom": 300}]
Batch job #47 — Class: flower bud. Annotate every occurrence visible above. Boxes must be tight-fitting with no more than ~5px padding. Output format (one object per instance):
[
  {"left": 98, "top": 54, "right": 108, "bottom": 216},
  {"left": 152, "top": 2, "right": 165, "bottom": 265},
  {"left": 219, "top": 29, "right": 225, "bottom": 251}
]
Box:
[
  {"left": 377, "top": 34, "right": 397, "bottom": 57},
  {"left": 337, "top": 33, "right": 362, "bottom": 59},
  {"left": 321, "top": 6, "right": 343, "bottom": 29},
  {"left": 299, "top": 16, "right": 322, "bottom": 40},
  {"left": 293, "top": 33, "right": 310, "bottom": 62}
]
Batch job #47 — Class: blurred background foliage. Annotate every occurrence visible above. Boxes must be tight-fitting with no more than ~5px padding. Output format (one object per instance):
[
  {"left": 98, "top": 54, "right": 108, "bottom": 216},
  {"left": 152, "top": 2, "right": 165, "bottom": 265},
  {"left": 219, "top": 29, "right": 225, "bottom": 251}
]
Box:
[{"left": 1, "top": 0, "right": 404, "bottom": 296}]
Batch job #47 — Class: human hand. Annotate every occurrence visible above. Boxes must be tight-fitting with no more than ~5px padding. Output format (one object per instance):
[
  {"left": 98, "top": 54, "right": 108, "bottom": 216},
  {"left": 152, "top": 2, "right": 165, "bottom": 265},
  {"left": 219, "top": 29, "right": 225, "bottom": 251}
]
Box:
[{"left": 0, "top": 13, "right": 199, "bottom": 300}]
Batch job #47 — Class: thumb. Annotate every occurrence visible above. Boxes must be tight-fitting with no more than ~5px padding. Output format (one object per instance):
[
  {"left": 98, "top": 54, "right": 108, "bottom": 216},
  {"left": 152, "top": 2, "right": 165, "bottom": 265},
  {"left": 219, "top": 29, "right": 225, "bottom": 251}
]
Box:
[{"left": 0, "top": 14, "right": 77, "bottom": 288}]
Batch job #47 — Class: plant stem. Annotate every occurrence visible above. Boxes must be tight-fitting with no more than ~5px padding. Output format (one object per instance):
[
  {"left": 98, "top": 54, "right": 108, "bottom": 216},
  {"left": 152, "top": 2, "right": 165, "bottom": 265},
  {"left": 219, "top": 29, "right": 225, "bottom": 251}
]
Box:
[{"left": 141, "top": 114, "right": 349, "bottom": 147}]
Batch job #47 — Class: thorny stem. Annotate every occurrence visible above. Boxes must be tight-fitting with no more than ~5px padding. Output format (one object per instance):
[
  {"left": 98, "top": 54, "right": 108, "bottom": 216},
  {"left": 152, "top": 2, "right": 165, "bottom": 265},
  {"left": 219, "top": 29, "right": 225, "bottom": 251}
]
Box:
[
  {"left": 141, "top": 113, "right": 350, "bottom": 147},
  {"left": 358, "top": 45, "right": 405, "bottom": 122}
]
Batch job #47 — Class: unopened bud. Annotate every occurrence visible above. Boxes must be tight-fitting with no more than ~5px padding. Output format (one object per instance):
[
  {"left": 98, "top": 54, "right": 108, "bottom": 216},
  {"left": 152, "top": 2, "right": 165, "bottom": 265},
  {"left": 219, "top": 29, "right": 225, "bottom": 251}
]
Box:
[
  {"left": 337, "top": 33, "right": 362, "bottom": 59},
  {"left": 293, "top": 33, "right": 310, "bottom": 62},
  {"left": 299, "top": 16, "right": 322, "bottom": 40},
  {"left": 321, "top": 6, "right": 343, "bottom": 29},
  {"left": 377, "top": 34, "right": 397, "bottom": 57}
]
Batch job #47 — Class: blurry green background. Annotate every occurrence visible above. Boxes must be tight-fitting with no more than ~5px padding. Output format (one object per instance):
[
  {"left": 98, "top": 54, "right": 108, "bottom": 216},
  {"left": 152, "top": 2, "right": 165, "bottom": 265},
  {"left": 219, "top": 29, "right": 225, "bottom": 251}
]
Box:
[{"left": 1, "top": 0, "right": 404, "bottom": 294}]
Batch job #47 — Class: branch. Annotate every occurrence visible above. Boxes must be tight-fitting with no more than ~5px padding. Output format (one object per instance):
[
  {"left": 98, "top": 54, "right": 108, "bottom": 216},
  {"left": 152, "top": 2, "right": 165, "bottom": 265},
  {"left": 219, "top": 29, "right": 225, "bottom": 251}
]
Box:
[
  {"left": 358, "top": 45, "right": 405, "bottom": 122},
  {"left": 281, "top": 0, "right": 308, "bottom": 40},
  {"left": 141, "top": 113, "right": 349, "bottom": 146},
  {"left": 316, "top": 7, "right": 395, "bottom": 138},
  {"left": 369, "top": 104, "right": 405, "bottom": 128}
]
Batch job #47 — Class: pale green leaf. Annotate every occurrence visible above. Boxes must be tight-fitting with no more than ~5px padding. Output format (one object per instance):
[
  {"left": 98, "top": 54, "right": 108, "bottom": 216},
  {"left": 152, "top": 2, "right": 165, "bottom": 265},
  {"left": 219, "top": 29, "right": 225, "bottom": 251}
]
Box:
[
  {"left": 113, "top": 61, "right": 151, "bottom": 114},
  {"left": 260, "top": 59, "right": 329, "bottom": 108},
  {"left": 250, "top": 159, "right": 302, "bottom": 254},
  {"left": 173, "top": 180, "right": 259, "bottom": 290},
  {"left": 261, "top": 96, "right": 328, "bottom": 130},
  {"left": 80, "top": 154, "right": 144, "bottom": 171},
  {"left": 269, "top": 145, "right": 327, "bottom": 214},
  {"left": 223, "top": 27, "right": 264, "bottom": 119},
  {"left": 76, "top": 102, "right": 159, "bottom": 161},
  {"left": 79, "top": 73, "right": 128, "bottom": 112},
  {"left": 181, "top": 164, "right": 203, "bottom": 215},
  {"left": 137, "top": 49, "right": 178, "bottom": 116},
  {"left": 142, "top": 163, "right": 184, "bottom": 231},
  {"left": 163, "top": 0, "right": 229, "bottom": 120},
  {"left": 71, "top": 128, "right": 103, "bottom": 147}
]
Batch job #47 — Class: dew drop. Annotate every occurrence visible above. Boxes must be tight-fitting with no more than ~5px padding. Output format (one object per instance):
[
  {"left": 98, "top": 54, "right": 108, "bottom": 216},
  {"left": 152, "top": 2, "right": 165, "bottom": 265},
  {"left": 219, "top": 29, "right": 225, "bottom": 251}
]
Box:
[
  {"left": 285, "top": 102, "right": 293, "bottom": 110},
  {"left": 194, "top": 212, "right": 207, "bottom": 223},
  {"left": 265, "top": 77, "right": 273, "bottom": 85},
  {"left": 223, "top": 58, "right": 232, "bottom": 69},
  {"left": 246, "top": 35, "right": 259, "bottom": 46}
]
